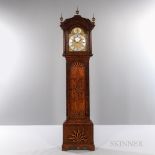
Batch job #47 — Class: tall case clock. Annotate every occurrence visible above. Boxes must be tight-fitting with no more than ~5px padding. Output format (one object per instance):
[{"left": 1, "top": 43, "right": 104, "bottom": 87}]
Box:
[{"left": 60, "top": 9, "right": 95, "bottom": 151}]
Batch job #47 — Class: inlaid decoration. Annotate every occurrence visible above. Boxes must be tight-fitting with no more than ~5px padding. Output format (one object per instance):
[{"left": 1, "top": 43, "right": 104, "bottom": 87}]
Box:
[{"left": 68, "top": 128, "right": 87, "bottom": 143}]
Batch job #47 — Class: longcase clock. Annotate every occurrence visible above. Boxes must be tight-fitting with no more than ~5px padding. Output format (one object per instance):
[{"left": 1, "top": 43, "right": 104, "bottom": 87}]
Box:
[{"left": 60, "top": 9, "right": 95, "bottom": 151}]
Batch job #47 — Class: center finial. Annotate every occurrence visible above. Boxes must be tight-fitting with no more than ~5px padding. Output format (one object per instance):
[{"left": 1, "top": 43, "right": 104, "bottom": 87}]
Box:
[{"left": 76, "top": 7, "right": 79, "bottom": 15}]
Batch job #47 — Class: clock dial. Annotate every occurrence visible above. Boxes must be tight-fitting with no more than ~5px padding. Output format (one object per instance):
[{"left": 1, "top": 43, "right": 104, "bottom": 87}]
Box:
[{"left": 69, "top": 27, "right": 86, "bottom": 51}]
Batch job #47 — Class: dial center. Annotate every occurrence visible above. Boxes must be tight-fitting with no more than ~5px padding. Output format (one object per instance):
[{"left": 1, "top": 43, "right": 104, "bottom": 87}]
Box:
[{"left": 75, "top": 37, "right": 80, "bottom": 42}]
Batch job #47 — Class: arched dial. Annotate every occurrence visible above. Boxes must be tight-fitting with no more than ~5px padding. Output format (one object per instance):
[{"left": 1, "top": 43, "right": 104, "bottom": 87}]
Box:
[{"left": 69, "top": 27, "right": 86, "bottom": 51}]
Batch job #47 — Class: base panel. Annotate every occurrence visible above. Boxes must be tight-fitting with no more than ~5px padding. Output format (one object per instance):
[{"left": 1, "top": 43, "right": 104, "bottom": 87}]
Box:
[{"left": 62, "top": 120, "right": 95, "bottom": 151}]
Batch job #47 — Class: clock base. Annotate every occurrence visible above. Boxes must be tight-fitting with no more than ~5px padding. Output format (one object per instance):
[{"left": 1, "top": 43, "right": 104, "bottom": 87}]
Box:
[
  {"left": 62, "top": 143, "right": 95, "bottom": 151},
  {"left": 62, "top": 120, "right": 95, "bottom": 151}
]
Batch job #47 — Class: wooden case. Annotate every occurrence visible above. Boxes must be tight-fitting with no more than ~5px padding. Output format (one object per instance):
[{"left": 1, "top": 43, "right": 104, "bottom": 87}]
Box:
[{"left": 60, "top": 12, "right": 95, "bottom": 151}]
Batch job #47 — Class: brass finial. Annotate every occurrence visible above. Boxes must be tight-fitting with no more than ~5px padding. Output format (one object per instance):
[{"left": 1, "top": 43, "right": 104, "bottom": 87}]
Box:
[
  {"left": 92, "top": 13, "right": 95, "bottom": 23},
  {"left": 76, "top": 6, "right": 79, "bottom": 15},
  {"left": 60, "top": 13, "right": 63, "bottom": 22}
]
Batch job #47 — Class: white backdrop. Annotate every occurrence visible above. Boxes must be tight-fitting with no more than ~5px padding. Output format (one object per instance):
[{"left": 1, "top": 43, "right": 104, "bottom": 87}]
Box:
[{"left": 0, "top": 0, "right": 155, "bottom": 124}]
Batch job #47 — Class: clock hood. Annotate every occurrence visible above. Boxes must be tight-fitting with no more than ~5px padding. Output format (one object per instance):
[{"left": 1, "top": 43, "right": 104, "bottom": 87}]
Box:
[{"left": 60, "top": 14, "right": 95, "bottom": 31}]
